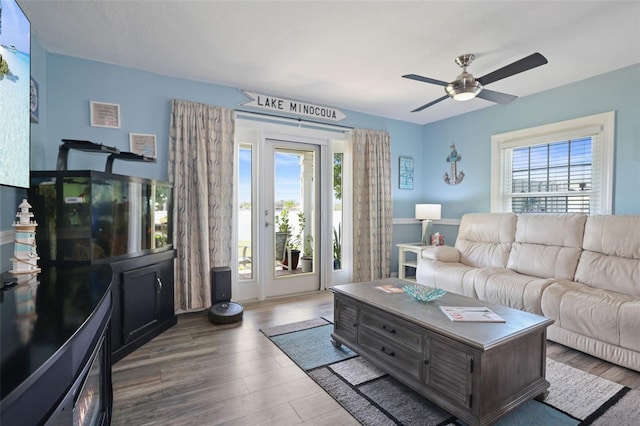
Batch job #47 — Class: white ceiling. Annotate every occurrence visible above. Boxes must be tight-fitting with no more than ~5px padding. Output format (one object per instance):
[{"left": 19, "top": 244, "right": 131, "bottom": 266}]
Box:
[{"left": 17, "top": 0, "right": 640, "bottom": 125}]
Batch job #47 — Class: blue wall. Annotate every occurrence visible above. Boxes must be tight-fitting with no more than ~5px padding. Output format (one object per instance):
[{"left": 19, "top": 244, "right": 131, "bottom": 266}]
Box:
[
  {"left": 2, "top": 47, "right": 425, "bottom": 271},
  {"left": 419, "top": 64, "right": 640, "bottom": 218},
  {"left": 43, "top": 54, "right": 423, "bottom": 183},
  {"left": 2, "top": 38, "right": 639, "bottom": 275}
]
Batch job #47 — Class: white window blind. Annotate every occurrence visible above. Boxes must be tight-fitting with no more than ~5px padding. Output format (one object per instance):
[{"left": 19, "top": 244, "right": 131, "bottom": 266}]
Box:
[{"left": 491, "top": 112, "right": 614, "bottom": 214}]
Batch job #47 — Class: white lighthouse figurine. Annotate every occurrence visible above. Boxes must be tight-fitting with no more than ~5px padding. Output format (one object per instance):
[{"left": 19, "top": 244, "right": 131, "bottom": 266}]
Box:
[{"left": 10, "top": 199, "right": 41, "bottom": 275}]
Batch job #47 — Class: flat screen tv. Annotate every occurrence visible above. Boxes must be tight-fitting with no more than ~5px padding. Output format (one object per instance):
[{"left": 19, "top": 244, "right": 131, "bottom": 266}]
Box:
[{"left": 0, "top": 0, "right": 31, "bottom": 188}]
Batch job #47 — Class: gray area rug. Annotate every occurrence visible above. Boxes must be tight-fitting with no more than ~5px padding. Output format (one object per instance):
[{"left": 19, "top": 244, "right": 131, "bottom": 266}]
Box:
[{"left": 262, "top": 319, "right": 637, "bottom": 426}]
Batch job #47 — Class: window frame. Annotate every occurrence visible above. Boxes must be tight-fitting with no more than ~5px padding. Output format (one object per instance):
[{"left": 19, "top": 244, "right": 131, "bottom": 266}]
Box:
[{"left": 491, "top": 112, "right": 615, "bottom": 214}]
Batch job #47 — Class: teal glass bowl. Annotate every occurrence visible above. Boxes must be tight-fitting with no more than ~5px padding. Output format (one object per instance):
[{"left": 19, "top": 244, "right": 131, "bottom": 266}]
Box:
[{"left": 403, "top": 285, "right": 447, "bottom": 302}]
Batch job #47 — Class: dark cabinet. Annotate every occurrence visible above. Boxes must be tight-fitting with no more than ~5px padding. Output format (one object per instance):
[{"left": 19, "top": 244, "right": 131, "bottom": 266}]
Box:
[
  {"left": 110, "top": 250, "right": 176, "bottom": 363},
  {"left": 122, "top": 264, "right": 162, "bottom": 344},
  {"left": 29, "top": 170, "right": 177, "bottom": 363}
]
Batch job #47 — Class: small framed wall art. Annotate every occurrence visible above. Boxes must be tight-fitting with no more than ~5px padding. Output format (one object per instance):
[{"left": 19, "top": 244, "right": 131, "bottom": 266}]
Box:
[
  {"left": 129, "top": 133, "right": 157, "bottom": 158},
  {"left": 399, "top": 156, "right": 414, "bottom": 190},
  {"left": 90, "top": 101, "right": 120, "bottom": 128}
]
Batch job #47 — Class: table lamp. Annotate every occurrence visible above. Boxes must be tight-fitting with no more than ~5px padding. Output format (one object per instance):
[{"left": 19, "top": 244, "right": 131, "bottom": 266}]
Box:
[{"left": 415, "top": 204, "right": 441, "bottom": 246}]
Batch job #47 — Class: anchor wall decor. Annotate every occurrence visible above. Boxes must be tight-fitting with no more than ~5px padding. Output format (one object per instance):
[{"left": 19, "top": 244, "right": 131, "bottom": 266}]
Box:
[{"left": 444, "top": 144, "right": 464, "bottom": 186}]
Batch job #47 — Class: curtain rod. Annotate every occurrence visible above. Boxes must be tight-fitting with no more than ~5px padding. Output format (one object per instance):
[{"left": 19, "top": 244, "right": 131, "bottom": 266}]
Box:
[{"left": 235, "top": 109, "right": 353, "bottom": 133}]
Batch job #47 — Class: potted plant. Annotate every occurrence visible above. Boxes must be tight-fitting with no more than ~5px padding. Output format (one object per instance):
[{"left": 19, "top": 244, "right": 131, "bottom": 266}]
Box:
[
  {"left": 275, "top": 201, "right": 294, "bottom": 263},
  {"left": 301, "top": 235, "right": 313, "bottom": 272},
  {"left": 285, "top": 212, "right": 305, "bottom": 269},
  {"left": 333, "top": 223, "right": 342, "bottom": 270}
]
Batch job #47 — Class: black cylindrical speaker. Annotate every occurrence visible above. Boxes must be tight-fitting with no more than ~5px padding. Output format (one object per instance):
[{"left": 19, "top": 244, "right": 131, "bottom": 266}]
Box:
[{"left": 211, "top": 266, "right": 232, "bottom": 304}]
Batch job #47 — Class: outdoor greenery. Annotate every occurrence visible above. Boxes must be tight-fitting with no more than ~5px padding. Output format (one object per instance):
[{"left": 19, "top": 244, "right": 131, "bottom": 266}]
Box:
[
  {"left": 275, "top": 200, "right": 296, "bottom": 233},
  {"left": 274, "top": 200, "right": 305, "bottom": 252},
  {"left": 154, "top": 186, "right": 170, "bottom": 211},
  {"left": 333, "top": 153, "right": 343, "bottom": 200},
  {"left": 333, "top": 223, "right": 342, "bottom": 268},
  {"left": 303, "top": 235, "right": 313, "bottom": 258},
  {"left": 289, "top": 211, "right": 306, "bottom": 252}
]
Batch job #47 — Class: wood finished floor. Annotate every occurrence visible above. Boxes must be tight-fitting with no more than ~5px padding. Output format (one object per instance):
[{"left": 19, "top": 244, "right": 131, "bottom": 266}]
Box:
[{"left": 111, "top": 290, "right": 640, "bottom": 425}]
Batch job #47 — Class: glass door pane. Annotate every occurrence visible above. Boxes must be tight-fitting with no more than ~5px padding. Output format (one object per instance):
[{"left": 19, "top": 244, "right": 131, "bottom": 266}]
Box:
[
  {"left": 238, "top": 145, "right": 253, "bottom": 280},
  {"left": 265, "top": 140, "right": 319, "bottom": 297}
]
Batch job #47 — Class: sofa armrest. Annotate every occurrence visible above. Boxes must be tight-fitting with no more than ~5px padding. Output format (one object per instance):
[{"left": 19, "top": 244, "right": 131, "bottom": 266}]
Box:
[{"left": 421, "top": 245, "right": 461, "bottom": 263}]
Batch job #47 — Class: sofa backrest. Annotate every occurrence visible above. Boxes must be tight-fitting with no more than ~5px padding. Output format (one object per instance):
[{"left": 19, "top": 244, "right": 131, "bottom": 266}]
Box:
[
  {"left": 454, "top": 213, "right": 517, "bottom": 268},
  {"left": 575, "top": 215, "right": 640, "bottom": 296},
  {"left": 507, "top": 213, "right": 586, "bottom": 280}
]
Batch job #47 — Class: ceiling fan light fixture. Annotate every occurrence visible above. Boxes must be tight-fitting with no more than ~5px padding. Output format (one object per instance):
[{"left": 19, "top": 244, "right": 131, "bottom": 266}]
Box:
[{"left": 445, "top": 78, "right": 483, "bottom": 101}]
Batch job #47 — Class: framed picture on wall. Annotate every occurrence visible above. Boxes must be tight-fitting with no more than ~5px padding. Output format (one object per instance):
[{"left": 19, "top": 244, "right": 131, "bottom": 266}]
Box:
[
  {"left": 399, "top": 156, "right": 414, "bottom": 190},
  {"left": 90, "top": 101, "right": 121, "bottom": 128},
  {"left": 129, "top": 133, "right": 157, "bottom": 158}
]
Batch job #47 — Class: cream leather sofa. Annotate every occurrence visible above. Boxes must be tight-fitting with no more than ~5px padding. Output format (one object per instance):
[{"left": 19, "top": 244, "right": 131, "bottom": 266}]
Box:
[{"left": 416, "top": 212, "right": 640, "bottom": 372}]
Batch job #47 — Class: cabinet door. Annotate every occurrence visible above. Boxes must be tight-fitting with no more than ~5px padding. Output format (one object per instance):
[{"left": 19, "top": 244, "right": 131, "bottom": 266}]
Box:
[
  {"left": 334, "top": 297, "right": 358, "bottom": 343},
  {"left": 426, "top": 336, "right": 474, "bottom": 409},
  {"left": 156, "top": 258, "right": 175, "bottom": 323},
  {"left": 121, "top": 264, "right": 161, "bottom": 344}
]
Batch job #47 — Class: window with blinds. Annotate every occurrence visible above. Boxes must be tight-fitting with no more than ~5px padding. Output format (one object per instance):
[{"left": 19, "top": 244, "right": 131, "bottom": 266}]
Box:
[{"left": 491, "top": 112, "right": 614, "bottom": 215}]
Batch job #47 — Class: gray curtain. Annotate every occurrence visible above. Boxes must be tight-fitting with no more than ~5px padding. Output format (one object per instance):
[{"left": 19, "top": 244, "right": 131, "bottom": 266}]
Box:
[
  {"left": 352, "top": 128, "right": 393, "bottom": 282},
  {"left": 168, "top": 100, "right": 234, "bottom": 312}
]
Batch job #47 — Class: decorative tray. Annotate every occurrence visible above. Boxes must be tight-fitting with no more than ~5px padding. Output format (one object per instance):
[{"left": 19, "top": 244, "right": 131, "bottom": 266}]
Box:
[{"left": 403, "top": 284, "right": 446, "bottom": 302}]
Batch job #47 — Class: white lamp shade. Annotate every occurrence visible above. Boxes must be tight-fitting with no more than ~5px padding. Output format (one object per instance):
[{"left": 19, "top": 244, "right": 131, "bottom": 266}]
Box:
[{"left": 415, "top": 204, "right": 441, "bottom": 221}]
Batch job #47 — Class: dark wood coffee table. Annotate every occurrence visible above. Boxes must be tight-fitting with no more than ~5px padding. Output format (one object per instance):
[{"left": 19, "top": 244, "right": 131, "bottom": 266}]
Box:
[{"left": 331, "top": 278, "right": 554, "bottom": 426}]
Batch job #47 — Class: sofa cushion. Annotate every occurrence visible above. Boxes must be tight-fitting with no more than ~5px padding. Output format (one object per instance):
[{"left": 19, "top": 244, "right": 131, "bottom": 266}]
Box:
[
  {"left": 620, "top": 301, "right": 640, "bottom": 352},
  {"left": 421, "top": 245, "right": 460, "bottom": 263},
  {"left": 514, "top": 213, "right": 586, "bottom": 247},
  {"left": 415, "top": 260, "right": 480, "bottom": 298},
  {"left": 541, "top": 280, "right": 638, "bottom": 349},
  {"left": 454, "top": 213, "right": 517, "bottom": 268},
  {"left": 507, "top": 243, "right": 582, "bottom": 280},
  {"left": 474, "top": 268, "right": 554, "bottom": 315},
  {"left": 507, "top": 213, "right": 586, "bottom": 280},
  {"left": 575, "top": 215, "right": 640, "bottom": 296}
]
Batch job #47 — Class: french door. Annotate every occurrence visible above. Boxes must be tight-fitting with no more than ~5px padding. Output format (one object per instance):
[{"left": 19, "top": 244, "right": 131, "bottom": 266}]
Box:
[
  {"left": 235, "top": 118, "right": 349, "bottom": 301},
  {"left": 263, "top": 139, "right": 320, "bottom": 297}
]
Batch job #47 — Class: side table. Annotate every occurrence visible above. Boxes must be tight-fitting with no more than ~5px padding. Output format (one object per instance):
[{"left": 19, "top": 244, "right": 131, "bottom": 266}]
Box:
[{"left": 397, "top": 242, "right": 427, "bottom": 281}]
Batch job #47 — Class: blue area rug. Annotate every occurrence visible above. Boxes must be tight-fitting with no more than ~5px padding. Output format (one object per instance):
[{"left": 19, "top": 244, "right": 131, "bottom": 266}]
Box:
[
  {"left": 269, "top": 324, "right": 357, "bottom": 370},
  {"left": 262, "top": 319, "right": 636, "bottom": 426}
]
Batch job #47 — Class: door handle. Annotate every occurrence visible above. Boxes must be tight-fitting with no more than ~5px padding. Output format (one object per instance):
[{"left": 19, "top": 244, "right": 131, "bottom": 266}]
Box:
[{"left": 156, "top": 277, "right": 163, "bottom": 294}]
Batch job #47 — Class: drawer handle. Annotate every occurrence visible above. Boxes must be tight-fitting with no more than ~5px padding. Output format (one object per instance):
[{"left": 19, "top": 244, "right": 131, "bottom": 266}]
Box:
[
  {"left": 352, "top": 323, "right": 357, "bottom": 328},
  {"left": 381, "top": 325, "right": 396, "bottom": 334},
  {"left": 380, "top": 346, "right": 395, "bottom": 357},
  {"left": 424, "top": 359, "right": 430, "bottom": 365}
]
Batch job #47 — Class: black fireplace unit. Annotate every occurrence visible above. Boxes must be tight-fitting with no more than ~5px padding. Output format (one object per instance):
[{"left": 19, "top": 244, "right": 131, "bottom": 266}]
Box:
[{"left": 0, "top": 266, "right": 113, "bottom": 425}]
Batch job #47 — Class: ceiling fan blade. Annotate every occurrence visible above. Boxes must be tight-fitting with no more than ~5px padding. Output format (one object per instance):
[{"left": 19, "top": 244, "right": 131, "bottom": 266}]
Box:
[
  {"left": 402, "top": 74, "right": 448, "bottom": 87},
  {"left": 476, "top": 89, "right": 518, "bottom": 105},
  {"left": 477, "top": 53, "right": 548, "bottom": 86},
  {"left": 411, "top": 95, "right": 449, "bottom": 112}
]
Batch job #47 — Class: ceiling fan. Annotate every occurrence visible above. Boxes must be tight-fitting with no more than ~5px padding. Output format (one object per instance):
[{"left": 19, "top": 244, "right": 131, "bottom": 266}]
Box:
[{"left": 403, "top": 52, "right": 548, "bottom": 112}]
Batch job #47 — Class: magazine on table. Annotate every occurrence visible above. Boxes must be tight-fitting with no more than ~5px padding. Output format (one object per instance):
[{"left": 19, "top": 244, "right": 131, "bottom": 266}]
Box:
[
  {"left": 375, "top": 284, "right": 405, "bottom": 294},
  {"left": 439, "top": 306, "right": 505, "bottom": 322}
]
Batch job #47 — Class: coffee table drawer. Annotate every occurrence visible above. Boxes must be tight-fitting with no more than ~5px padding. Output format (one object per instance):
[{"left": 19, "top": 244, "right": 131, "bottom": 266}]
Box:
[
  {"left": 359, "top": 328, "right": 423, "bottom": 380},
  {"left": 360, "top": 307, "right": 423, "bottom": 351}
]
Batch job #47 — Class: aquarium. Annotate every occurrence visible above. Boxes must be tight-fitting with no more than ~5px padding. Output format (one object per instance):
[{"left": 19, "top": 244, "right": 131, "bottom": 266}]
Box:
[{"left": 29, "top": 170, "right": 173, "bottom": 264}]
